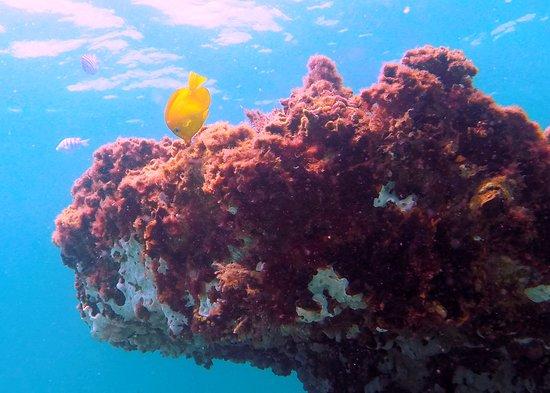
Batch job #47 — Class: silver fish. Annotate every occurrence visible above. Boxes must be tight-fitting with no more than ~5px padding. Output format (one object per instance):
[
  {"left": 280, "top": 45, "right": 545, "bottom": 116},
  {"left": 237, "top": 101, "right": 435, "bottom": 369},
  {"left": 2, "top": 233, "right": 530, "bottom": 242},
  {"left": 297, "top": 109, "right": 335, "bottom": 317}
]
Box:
[
  {"left": 56, "top": 137, "right": 90, "bottom": 152},
  {"left": 81, "top": 53, "right": 99, "bottom": 75}
]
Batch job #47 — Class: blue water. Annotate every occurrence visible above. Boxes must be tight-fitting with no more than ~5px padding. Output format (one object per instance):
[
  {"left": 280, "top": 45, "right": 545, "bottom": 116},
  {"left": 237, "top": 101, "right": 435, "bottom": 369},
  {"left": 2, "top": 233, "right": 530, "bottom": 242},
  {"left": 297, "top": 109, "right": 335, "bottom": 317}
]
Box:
[{"left": 0, "top": 1, "right": 548, "bottom": 392}]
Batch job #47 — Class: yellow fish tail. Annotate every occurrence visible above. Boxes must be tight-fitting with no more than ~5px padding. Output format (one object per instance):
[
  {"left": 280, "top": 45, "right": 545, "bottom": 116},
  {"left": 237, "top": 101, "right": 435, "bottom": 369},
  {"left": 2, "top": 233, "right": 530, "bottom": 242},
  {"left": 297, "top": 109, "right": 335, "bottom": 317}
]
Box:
[{"left": 188, "top": 71, "right": 207, "bottom": 91}]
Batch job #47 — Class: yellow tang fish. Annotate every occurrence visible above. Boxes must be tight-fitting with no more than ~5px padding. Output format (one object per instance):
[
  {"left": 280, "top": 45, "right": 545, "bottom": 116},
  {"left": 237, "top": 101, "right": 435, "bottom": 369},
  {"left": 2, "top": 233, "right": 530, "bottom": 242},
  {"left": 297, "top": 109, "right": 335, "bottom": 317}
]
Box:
[{"left": 164, "top": 71, "right": 211, "bottom": 142}]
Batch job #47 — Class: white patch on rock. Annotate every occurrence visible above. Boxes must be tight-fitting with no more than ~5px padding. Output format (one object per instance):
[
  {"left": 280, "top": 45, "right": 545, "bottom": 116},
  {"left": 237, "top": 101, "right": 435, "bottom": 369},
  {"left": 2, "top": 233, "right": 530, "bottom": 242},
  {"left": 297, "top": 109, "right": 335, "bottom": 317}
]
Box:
[
  {"left": 198, "top": 279, "right": 220, "bottom": 317},
  {"left": 160, "top": 303, "right": 187, "bottom": 335},
  {"left": 296, "top": 266, "right": 366, "bottom": 323},
  {"left": 524, "top": 284, "right": 550, "bottom": 303},
  {"left": 83, "top": 305, "right": 134, "bottom": 342},
  {"left": 157, "top": 258, "right": 169, "bottom": 274},
  {"left": 109, "top": 236, "right": 158, "bottom": 320},
  {"left": 82, "top": 235, "right": 192, "bottom": 342},
  {"left": 373, "top": 181, "right": 417, "bottom": 212},
  {"left": 184, "top": 291, "right": 195, "bottom": 307},
  {"left": 255, "top": 261, "right": 265, "bottom": 272}
]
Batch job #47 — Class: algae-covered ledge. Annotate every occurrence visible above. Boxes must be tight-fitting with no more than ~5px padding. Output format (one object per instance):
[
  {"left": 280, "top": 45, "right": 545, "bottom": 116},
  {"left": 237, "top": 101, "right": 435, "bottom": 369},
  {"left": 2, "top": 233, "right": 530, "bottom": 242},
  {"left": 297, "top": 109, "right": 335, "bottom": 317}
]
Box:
[{"left": 54, "top": 46, "right": 550, "bottom": 393}]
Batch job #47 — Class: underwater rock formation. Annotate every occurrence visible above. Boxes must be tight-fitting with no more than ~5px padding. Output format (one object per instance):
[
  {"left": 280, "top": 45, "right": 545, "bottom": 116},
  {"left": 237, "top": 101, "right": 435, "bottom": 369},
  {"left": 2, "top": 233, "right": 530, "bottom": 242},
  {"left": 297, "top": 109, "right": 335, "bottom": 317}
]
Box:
[{"left": 53, "top": 46, "right": 549, "bottom": 393}]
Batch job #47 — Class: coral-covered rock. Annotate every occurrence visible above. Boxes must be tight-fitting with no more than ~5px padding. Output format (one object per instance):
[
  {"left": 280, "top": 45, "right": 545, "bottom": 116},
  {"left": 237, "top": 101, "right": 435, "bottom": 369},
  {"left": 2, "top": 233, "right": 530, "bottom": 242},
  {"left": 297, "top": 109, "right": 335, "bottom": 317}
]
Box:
[{"left": 53, "top": 46, "right": 549, "bottom": 393}]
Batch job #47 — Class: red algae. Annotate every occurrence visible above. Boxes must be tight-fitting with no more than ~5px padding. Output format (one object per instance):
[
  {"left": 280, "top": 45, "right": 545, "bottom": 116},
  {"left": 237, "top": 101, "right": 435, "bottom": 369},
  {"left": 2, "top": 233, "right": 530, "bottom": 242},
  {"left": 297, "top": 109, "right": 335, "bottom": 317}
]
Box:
[{"left": 53, "top": 46, "right": 549, "bottom": 393}]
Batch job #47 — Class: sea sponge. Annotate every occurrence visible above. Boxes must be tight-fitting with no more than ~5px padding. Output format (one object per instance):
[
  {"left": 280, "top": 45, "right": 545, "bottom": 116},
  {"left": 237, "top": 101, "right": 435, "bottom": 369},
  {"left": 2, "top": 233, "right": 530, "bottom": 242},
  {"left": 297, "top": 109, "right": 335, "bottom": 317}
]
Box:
[
  {"left": 296, "top": 267, "right": 367, "bottom": 323},
  {"left": 373, "top": 181, "right": 417, "bottom": 212}
]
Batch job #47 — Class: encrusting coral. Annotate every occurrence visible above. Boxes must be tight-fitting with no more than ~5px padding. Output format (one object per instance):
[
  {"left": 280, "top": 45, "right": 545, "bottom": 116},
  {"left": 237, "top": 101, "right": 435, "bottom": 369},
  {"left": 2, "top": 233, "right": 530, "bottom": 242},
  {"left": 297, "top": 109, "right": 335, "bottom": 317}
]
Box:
[{"left": 53, "top": 46, "right": 549, "bottom": 393}]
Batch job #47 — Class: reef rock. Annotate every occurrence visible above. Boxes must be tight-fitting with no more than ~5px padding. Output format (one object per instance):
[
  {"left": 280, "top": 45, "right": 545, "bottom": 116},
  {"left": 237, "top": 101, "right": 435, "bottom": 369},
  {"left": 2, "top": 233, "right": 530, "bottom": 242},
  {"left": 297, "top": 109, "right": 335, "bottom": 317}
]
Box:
[{"left": 54, "top": 46, "right": 549, "bottom": 393}]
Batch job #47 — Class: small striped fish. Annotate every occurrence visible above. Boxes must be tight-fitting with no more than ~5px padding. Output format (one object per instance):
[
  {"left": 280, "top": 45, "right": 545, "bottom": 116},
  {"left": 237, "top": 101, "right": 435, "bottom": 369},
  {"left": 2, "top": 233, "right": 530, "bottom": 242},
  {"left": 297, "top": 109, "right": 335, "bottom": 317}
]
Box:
[
  {"left": 81, "top": 53, "right": 99, "bottom": 75},
  {"left": 56, "top": 137, "right": 90, "bottom": 152}
]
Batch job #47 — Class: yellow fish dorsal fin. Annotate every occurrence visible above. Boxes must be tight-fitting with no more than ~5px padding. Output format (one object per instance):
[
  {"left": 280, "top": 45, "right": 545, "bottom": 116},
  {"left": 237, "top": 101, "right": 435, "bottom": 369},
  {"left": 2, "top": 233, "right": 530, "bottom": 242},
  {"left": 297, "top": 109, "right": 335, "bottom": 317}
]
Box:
[{"left": 188, "top": 71, "right": 207, "bottom": 91}]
